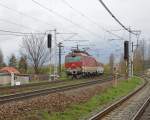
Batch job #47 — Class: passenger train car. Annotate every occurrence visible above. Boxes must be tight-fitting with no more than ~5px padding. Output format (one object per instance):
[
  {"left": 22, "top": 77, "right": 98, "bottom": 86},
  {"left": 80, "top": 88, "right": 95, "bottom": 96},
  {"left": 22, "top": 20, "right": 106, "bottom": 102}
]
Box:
[{"left": 65, "top": 49, "right": 104, "bottom": 78}]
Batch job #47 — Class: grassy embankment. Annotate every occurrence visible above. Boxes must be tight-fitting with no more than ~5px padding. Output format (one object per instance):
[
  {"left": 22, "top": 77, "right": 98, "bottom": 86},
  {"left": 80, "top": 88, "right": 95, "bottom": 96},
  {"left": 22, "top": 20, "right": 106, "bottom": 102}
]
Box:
[{"left": 40, "top": 76, "right": 143, "bottom": 120}]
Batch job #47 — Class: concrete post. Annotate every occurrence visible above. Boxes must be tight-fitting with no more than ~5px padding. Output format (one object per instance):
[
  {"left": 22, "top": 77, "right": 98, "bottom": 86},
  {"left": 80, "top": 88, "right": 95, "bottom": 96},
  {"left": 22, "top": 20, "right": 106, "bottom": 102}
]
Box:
[{"left": 11, "top": 72, "right": 15, "bottom": 86}]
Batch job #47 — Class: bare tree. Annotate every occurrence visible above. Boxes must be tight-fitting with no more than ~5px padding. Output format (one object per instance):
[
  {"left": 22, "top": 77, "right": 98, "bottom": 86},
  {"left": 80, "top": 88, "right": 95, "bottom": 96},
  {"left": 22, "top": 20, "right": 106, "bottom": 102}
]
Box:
[
  {"left": 21, "top": 34, "right": 49, "bottom": 74},
  {"left": 109, "top": 53, "right": 115, "bottom": 74}
]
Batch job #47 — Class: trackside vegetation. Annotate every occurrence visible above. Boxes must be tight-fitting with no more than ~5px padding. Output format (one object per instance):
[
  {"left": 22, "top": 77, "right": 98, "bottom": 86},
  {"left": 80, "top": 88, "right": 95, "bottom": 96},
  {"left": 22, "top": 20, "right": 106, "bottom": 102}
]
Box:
[{"left": 40, "top": 77, "right": 143, "bottom": 120}]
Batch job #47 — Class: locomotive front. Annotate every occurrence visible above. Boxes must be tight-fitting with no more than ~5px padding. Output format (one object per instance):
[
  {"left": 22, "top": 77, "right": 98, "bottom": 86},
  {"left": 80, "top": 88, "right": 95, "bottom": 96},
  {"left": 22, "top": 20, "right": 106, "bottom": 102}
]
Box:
[
  {"left": 65, "top": 53, "right": 82, "bottom": 76},
  {"left": 65, "top": 50, "right": 104, "bottom": 78}
]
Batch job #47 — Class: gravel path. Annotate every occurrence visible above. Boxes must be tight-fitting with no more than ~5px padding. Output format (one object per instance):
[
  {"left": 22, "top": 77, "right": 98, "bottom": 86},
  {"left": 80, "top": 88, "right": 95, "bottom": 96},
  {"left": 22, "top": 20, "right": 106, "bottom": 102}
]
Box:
[{"left": 100, "top": 78, "right": 150, "bottom": 120}]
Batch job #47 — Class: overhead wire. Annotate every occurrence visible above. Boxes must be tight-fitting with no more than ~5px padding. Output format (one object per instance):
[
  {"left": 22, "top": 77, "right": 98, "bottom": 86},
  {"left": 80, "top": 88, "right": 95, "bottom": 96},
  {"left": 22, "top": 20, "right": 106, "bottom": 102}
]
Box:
[
  {"left": 0, "top": 2, "right": 55, "bottom": 28},
  {"left": 61, "top": 0, "right": 125, "bottom": 40},
  {"left": 0, "top": 33, "right": 24, "bottom": 36},
  {"left": 98, "top": 0, "right": 136, "bottom": 35},
  {"left": 31, "top": 0, "right": 103, "bottom": 39},
  {"left": 0, "top": 18, "right": 38, "bottom": 32},
  {"left": 0, "top": 29, "right": 45, "bottom": 36},
  {"left": 0, "top": 1, "right": 90, "bottom": 41}
]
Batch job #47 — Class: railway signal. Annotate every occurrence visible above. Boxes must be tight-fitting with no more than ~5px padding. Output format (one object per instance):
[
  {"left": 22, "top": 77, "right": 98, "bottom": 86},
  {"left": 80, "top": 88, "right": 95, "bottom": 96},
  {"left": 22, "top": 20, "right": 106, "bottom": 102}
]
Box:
[
  {"left": 47, "top": 34, "right": 52, "bottom": 81},
  {"left": 47, "top": 34, "right": 52, "bottom": 48},
  {"left": 124, "top": 41, "right": 129, "bottom": 78},
  {"left": 124, "top": 41, "right": 129, "bottom": 60}
]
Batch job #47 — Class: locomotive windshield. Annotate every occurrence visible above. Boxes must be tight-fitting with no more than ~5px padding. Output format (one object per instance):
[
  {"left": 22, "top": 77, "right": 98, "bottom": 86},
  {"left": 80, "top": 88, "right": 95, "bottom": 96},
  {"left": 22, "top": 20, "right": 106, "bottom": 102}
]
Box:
[{"left": 65, "top": 56, "right": 81, "bottom": 63}]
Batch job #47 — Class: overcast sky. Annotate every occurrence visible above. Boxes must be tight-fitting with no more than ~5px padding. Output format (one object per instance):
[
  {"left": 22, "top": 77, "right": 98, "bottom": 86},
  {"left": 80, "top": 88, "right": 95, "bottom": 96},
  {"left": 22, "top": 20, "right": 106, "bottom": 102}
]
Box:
[{"left": 0, "top": 0, "right": 149, "bottom": 63}]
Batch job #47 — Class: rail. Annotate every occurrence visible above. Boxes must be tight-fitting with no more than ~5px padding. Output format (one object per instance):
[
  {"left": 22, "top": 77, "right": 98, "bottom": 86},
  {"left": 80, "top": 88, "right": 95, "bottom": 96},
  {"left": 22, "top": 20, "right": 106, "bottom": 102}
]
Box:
[
  {"left": 0, "top": 76, "right": 113, "bottom": 104},
  {"left": 88, "top": 76, "right": 147, "bottom": 120},
  {"left": 132, "top": 95, "right": 150, "bottom": 120}
]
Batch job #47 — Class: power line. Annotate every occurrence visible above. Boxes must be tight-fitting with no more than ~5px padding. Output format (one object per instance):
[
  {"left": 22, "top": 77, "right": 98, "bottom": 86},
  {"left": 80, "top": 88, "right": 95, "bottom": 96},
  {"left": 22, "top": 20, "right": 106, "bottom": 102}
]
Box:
[
  {"left": 98, "top": 0, "right": 136, "bottom": 35},
  {"left": 0, "top": 18, "right": 38, "bottom": 32},
  {"left": 0, "top": 1, "right": 96, "bottom": 41},
  {"left": 61, "top": 0, "right": 125, "bottom": 40},
  {"left": 0, "top": 2, "right": 55, "bottom": 28},
  {"left": 0, "top": 29, "right": 45, "bottom": 35},
  {"left": 0, "top": 33, "right": 24, "bottom": 36},
  {"left": 0, "top": 29, "right": 30, "bottom": 34},
  {"left": 31, "top": 0, "right": 103, "bottom": 39}
]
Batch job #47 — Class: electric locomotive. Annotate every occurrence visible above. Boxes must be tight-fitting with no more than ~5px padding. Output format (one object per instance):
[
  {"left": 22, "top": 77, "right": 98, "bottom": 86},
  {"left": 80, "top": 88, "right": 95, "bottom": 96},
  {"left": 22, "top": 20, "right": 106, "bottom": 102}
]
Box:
[{"left": 65, "top": 49, "right": 104, "bottom": 78}]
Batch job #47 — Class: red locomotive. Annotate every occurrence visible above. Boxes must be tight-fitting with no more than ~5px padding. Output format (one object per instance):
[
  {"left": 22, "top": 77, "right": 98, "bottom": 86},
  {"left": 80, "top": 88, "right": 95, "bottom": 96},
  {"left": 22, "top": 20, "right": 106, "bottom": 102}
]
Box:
[{"left": 65, "top": 49, "right": 104, "bottom": 78}]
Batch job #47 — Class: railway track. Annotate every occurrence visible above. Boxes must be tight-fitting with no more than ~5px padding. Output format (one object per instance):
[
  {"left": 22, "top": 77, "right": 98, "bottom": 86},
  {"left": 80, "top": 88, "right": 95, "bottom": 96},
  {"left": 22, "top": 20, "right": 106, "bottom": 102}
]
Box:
[
  {"left": 0, "top": 75, "right": 111, "bottom": 95},
  {"left": 132, "top": 95, "right": 150, "bottom": 120},
  {"left": 88, "top": 76, "right": 149, "bottom": 120},
  {"left": 0, "top": 76, "right": 113, "bottom": 104},
  {"left": 0, "top": 75, "right": 112, "bottom": 90}
]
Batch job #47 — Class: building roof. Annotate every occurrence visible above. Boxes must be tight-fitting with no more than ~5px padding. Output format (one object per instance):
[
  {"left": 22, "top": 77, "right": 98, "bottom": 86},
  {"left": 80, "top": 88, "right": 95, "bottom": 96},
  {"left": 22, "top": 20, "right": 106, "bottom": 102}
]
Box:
[{"left": 0, "top": 67, "right": 20, "bottom": 74}]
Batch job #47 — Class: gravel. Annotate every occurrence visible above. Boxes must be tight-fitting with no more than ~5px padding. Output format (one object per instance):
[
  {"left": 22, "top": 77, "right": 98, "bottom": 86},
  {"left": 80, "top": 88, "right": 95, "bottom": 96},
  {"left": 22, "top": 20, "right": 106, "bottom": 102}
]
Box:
[{"left": 0, "top": 80, "right": 113, "bottom": 120}]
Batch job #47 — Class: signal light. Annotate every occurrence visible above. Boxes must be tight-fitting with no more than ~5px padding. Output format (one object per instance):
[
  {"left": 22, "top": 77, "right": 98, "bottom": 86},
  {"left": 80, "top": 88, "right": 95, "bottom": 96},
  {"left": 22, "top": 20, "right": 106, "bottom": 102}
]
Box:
[
  {"left": 124, "top": 41, "right": 129, "bottom": 60},
  {"left": 47, "top": 34, "right": 52, "bottom": 48}
]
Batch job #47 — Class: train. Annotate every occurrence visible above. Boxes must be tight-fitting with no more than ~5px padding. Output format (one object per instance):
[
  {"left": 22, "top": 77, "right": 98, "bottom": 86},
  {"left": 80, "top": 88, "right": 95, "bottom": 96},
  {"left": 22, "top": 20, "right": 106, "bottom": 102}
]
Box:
[{"left": 65, "top": 49, "right": 104, "bottom": 78}]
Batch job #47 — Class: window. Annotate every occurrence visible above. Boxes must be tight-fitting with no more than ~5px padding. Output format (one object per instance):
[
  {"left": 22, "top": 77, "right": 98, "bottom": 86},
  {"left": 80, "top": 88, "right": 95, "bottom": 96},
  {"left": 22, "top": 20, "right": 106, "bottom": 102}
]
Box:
[{"left": 65, "top": 56, "right": 81, "bottom": 63}]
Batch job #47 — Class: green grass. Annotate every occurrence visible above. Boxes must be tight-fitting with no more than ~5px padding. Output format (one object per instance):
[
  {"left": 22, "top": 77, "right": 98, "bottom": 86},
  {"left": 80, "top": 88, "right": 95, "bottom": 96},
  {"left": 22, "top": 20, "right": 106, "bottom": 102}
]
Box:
[{"left": 40, "top": 76, "right": 143, "bottom": 120}]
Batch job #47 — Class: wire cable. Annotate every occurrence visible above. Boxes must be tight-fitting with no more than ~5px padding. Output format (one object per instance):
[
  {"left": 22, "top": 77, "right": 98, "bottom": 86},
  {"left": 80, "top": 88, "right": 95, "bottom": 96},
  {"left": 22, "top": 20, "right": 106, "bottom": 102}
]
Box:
[
  {"left": 0, "top": 1, "right": 97, "bottom": 41},
  {"left": 0, "top": 2, "right": 55, "bottom": 28},
  {"left": 31, "top": 0, "right": 103, "bottom": 39},
  {"left": 0, "top": 29, "right": 45, "bottom": 36},
  {"left": 0, "top": 18, "right": 38, "bottom": 32},
  {"left": 61, "top": 0, "right": 125, "bottom": 40},
  {"left": 0, "top": 33, "right": 24, "bottom": 36},
  {"left": 98, "top": 0, "right": 136, "bottom": 35}
]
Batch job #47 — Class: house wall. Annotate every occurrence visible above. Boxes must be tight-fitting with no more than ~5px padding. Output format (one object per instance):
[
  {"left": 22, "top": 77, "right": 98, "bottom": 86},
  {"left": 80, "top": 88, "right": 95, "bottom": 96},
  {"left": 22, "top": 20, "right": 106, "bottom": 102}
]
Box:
[
  {"left": 0, "top": 74, "right": 11, "bottom": 85},
  {"left": 0, "top": 73, "right": 29, "bottom": 85}
]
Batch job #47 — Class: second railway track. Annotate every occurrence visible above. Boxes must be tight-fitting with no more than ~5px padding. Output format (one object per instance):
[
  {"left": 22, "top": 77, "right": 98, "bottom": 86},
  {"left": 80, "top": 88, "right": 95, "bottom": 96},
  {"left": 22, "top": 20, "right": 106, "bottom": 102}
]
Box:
[
  {"left": 0, "top": 76, "right": 113, "bottom": 104},
  {"left": 0, "top": 75, "right": 112, "bottom": 95}
]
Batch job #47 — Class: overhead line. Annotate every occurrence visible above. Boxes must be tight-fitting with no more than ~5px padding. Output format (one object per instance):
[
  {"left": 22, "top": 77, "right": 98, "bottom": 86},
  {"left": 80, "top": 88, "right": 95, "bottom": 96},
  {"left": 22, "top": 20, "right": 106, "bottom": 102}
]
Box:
[
  {"left": 0, "top": 1, "right": 95, "bottom": 40},
  {"left": 0, "top": 33, "right": 24, "bottom": 36},
  {"left": 0, "top": 29, "right": 45, "bottom": 35},
  {"left": 0, "top": 18, "right": 37, "bottom": 32},
  {"left": 31, "top": 0, "right": 103, "bottom": 39},
  {"left": 62, "top": 0, "right": 125, "bottom": 40},
  {"left": 98, "top": 0, "right": 136, "bottom": 35},
  {"left": 0, "top": 2, "right": 55, "bottom": 28},
  {"left": 0, "top": 29, "right": 30, "bottom": 34}
]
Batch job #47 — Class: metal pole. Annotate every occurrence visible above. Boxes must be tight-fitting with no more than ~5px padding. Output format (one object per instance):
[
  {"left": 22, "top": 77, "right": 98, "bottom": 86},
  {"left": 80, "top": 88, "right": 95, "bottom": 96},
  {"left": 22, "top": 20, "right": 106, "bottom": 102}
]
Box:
[
  {"left": 49, "top": 48, "right": 52, "bottom": 81},
  {"left": 125, "top": 59, "right": 128, "bottom": 79},
  {"left": 58, "top": 42, "right": 63, "bottom": 76},
  {"left": 131, "top": 42, "right": 134, "bottom": 77},
  {"left": 11, "top": 72, "right": 15, "bottom": 86},
  {"left": 128, "top": 27, "right": 132, "bottom": 77},
  {"left": 142, "top": 39, "right": 145, "bottom": 72},
  {"left": 54, "top": 29, "right": 58, "bottom": 80}
]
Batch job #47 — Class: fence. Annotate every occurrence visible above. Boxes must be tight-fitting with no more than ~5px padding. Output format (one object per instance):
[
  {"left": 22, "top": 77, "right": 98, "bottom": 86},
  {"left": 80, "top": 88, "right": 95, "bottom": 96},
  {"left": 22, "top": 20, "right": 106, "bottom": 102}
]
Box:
[{"left": 0, "top": 73, "right": 29, "bottom": 86}]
